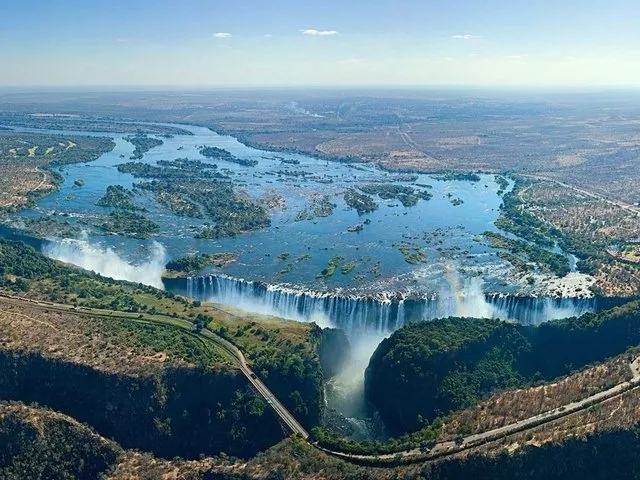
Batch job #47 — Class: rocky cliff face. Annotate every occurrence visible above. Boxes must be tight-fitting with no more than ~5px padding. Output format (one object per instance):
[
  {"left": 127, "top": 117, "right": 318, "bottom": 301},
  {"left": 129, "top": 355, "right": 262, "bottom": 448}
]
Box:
[
  {"left": 316, "top": 326, "right": 351, "bottom": 380},
  {"left": 0, "top": 402, "right": 120, "bottom": 480},
  {"left": 0, "top": 351, "right": 284, "bottom": 459}
]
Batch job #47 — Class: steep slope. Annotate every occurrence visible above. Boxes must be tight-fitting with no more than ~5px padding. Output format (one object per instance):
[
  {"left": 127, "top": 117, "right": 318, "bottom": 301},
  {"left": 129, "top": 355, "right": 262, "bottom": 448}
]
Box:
[{"left": 366, "top": 301, "right": 640, "bottom": 434}]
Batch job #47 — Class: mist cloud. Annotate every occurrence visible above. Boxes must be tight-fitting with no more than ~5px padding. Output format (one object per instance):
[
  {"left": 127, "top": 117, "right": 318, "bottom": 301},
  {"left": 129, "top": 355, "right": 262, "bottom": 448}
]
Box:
[{"left": 43, "top": 237, "right": 167, "bottom": 289}]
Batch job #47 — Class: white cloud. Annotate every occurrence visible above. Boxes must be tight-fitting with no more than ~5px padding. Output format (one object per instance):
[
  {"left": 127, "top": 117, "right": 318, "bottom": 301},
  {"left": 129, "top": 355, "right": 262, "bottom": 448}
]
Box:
[
  {"left": 452, "top": 34, "right": 482, "bottom": 40},
  {"left": 503, "top": 55, "right": 524, "bottom": 60},
  {"left": 301, "top": 29, "right": 339, "bottom": 36},
  {"left": 263, "top": 34, "right": 273, "bottom": 38},
  {"left": 212, "top": 32, "right": 232, "bottom": 39},
  {"left": 115, "top": 38, "right": 128, "bottom": 43}
]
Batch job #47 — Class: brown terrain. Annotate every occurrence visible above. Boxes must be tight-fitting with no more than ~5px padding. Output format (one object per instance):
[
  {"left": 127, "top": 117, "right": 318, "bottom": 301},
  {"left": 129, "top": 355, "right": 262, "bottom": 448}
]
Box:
[
  {"left": 438, "top": 352, "right": 635, "bottom": 442},
  {"left": 2, "top": 90, "right": 640, "bottom": 204},
  {"left": 518, "top": 180, "right": 640, "bottom": 296},
  {"left": 0, "top": 132, "right": 114, "bottom": 210},
  {"left": 0, "top": 298, "right": 224, "bottom": 375}
]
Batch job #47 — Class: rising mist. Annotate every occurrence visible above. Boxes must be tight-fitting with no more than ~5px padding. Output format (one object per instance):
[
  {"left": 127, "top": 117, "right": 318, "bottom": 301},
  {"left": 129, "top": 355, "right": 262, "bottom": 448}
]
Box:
[{"left": 43, "top": 236, "right": 167, "bottom": 289}]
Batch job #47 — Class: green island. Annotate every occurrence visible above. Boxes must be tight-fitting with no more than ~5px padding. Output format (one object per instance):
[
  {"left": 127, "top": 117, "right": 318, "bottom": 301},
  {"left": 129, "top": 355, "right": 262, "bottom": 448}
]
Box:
[
  {"left": 432, "top": 172, "right": 481, "bottom": 182},
  {"left": 276, "top": 263, "right": 294, "bottom": 276},
  {"left": 118, "top": 158, "right": 227, "bottom": 181},
  {"left": 340, "top": 260, "right": 357, "bottom": 275},
  {"left": 344, "top": 188, "right": 378, "bottom": 215},
  {"left": 7, "top": 216, "right": 82, "bottom": 239},
  {"left": 483, "top": 231, "right": 570, "bottom": 277},
  {"left": 295, "top": 195, "right": 337, "bottom": 221},
  {"left": 164, "top": 252, "right": 237, "bottom": 278},
  {"left": 199, "top": 145, "right": 258, "bottom": 167},
  {"left": 398, "top": 242, "right": 428, "bottom": 264},
  {"left": 95, "top": 185, "right": 139, "bottom": 210},
  {"left": 117, "top": 159, "right": 269, "bottom": 238},
  {"left": 359, "top": 183, "right": 432, "bottom": 207},
  {"left": 317, "top": 256, "right": 345, "bottom": 278},
  {"left": 311, "top": 195, "right": 337, "bottom": 217},
  {"left": 99, "top": 210, "right": 160, "bottom": 239},
  {"left": 124, "top": 134, "right": 164, "bottom": 160}
]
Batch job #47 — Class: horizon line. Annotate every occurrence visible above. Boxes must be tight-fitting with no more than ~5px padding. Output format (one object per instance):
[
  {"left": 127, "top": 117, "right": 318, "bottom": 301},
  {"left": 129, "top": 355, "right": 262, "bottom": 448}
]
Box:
[{"left": 2, "top": 84, "right": 640, "bottom": 93}]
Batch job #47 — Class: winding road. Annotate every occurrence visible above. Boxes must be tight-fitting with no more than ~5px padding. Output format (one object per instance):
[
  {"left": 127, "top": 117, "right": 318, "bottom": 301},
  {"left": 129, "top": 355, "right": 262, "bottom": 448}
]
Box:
[
  {"left": 322, "top": 356, "right": 640, "bottom": 464},
  {"left": 0, "top": 293, "right": 309, "bottom": 439},
  {"left": 1, "top": 292, "right": 637, "bottom": 465}
]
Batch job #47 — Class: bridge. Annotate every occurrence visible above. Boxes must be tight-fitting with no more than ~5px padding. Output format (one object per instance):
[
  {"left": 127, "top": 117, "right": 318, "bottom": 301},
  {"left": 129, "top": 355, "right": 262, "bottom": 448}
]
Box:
[{"left": 2, "top": 292, "right": 638, "bottom": 466}]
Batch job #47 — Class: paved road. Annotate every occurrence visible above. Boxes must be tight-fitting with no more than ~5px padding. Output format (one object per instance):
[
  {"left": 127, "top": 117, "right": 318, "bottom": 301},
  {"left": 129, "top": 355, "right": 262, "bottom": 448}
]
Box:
[
  {"left": 2, "top": 291, "right": 636, "bottom": 465},
  {"left": 199, "top": 328, "right": 309, "bottom": 439},
  {"left": 320, "top": 355, "right": 640, "bottom": 463},
  {"left": 0, "top": 293, "right": 308, "bottom": 439},
  {"left": 520, "top": 174, "right": 640, "bottom": 216}
]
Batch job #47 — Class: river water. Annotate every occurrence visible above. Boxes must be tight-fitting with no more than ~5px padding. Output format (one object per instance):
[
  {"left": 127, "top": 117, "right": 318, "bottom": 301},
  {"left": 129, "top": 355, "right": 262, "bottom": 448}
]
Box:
[
  {"left": 2, "top": 120, "right": 608, "bottom": 439},
  {"left": 7, "top": 122, "right": 524, "bottom": 296}
]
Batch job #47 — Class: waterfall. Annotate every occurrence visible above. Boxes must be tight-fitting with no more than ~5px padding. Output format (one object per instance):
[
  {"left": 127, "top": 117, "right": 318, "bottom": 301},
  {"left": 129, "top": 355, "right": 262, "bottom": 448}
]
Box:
[{"left": 167, "top": 274, "right": 605, "bottom": 335}]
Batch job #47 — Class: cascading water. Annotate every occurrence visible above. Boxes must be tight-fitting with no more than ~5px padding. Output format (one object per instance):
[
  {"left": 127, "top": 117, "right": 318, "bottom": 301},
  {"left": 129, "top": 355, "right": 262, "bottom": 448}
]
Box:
[
  {"left": 165, "top": 271, "right": 609, "bottom": 438},
  {"left": 168, "top": 274, "right": 600, "bottom": 334}
]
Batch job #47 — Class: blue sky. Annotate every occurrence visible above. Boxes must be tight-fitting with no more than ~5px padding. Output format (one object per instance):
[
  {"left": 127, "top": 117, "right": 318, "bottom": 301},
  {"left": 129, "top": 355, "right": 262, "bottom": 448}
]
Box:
[{"left": 2, "top": 0, "right": 640, "bottom": 86}]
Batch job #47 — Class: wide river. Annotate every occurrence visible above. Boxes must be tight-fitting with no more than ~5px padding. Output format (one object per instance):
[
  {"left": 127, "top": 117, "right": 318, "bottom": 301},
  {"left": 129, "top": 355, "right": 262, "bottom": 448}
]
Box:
[
  {"left": 8, "top": 122, "right": 524, "bottom": 296},
  {"left": 2, "top": 121, "right": 605, "bottom": 436}
]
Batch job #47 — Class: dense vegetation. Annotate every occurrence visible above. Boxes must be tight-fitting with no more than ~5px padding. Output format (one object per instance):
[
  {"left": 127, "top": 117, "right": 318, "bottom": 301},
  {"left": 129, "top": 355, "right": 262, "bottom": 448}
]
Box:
[
  {"left": 95, "top": 185, "right": 138, "bottom": 210},
  {"left": 495, "top": 174, "right": 509, "bottom": 194},
  {"left": 295, "top": 195, "right": 336, "bottom": 221},
  {"left": 199, "top": 146, "right": 258, "bottom": 167},
  {"left": 124, "top": 134, "right": 163, "bottom": 159},
  {"left": 0, "top": 352, "right": 284, "bottom": 458},
  {"left": 497, "top": 178, "right": 611, "bottom": 276},
  {"left": 191, "top": 180, "right": 271, "bottom": 238},
  {"left": 118, "top": 159, "right": 270, "bottom": 237},
  {"left": 208, "top": 323, "right": 346, "bottom": 429},
  {"left": 0, "top": 403, "right": 120, "bottom": 480},
  {"left": 118, "top": 158, "right": 228, "bottom": 181},
  {"left": 100, "top": 209, "right": 160, "bottom": 239},
  {"left": 0, "top": 240, "right": 336, "bottom": 432},
  {"left": 94, "top": 185, "right": 160, "bottom": 238},
  {"left": 495, "top": 179, "right": 561, "bottom": 248},
  {"left": 165, "top": 252, "right": 237, "bottom": 276},
  {"left": 433, "top": 172, "right": 481, "bottom": 182},
  {"left": 359, "top": 183, "right": 432, "bottom": 207},
  {"left": 344, "top": 189, "right": 378, "bottom": 215},
  {"left": 366, "top": 301, "right": 640, "bottom": 434},
  {"left": 484, "top": 231, "right": 571, "bottom": 276},
  {"left": 317, "top": 256, "right": 345, "bottom": 278}
]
